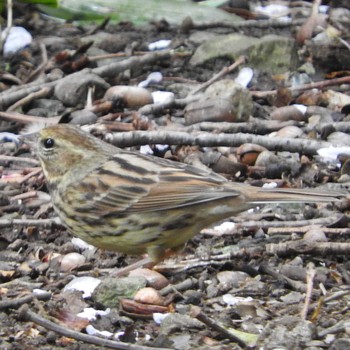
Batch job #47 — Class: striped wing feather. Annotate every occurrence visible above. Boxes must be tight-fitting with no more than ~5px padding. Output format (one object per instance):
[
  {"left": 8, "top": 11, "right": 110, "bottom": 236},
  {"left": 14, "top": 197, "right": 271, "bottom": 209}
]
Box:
[
  {"left": 72, "top": 154, "right": 241, "bottom": 214},
  {"left": 130, "top": 174, "right": 240, "bottom": 212}
]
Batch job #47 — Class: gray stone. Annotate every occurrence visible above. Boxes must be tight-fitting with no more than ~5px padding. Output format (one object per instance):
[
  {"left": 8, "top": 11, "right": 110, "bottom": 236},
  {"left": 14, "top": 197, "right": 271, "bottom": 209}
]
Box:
[
  {"left": 54, "top": 70, "right": 109, "bottom": 107},
  {"left": 190, "top": 34, "right": 298, "bottom": 74},
  {"left": 160, "top": 313, "right": 204, "bottom": 335},
  {"left": 92, "top": 276, "right": 147, "bottom": 308},
  {"left": 257, "top": 316, "right": 316, "bottom": 348}
]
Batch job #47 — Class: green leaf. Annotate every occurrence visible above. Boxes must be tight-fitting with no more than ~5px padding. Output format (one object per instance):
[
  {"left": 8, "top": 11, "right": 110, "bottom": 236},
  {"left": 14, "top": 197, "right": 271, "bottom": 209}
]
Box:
[
  {"left": 42, "top": 0, "right": 242, "bottom": 25},
  {"left": 16, "top": 0, "right": 58, "bottom": 6}
]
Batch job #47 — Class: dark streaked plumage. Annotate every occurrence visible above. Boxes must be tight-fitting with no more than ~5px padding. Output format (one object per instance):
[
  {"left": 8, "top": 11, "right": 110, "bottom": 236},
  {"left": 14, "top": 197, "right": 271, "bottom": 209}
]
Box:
[{"left": 26, "top": 124, "right": 342, "bottom": 263}]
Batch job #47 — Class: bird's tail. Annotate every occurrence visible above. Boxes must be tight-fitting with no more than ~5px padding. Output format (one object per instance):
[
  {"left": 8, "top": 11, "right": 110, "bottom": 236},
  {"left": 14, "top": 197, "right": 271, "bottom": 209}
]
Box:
[{"left": 243, "top": 186, "right": 345, "bottom": 205}]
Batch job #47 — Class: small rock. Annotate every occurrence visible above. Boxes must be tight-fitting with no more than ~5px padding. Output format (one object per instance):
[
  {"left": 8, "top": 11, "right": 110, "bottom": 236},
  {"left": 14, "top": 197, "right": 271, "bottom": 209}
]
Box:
[
  {"left": 68, "top": 110, "right": 98, "bottom": 125},
  {"left": 128, "top": 268, "right": 169, "bottom": 289},
  {"left": 190, "top": 34, "right": 298, "bottom": 74},
  {"left": 217, "top": 271, "right": 250, "bottom": 290},
  {"left": 257, "top": 316, "right": 316, "bottom": 348},
  {"left": 54, "top": 71, "right": 109, "bottom": 107},
  {"left": 303, "top": 228, "right": 328, "bottom": 243},
  {"left": 92, "top": 276, "right": 147, "bottom": 308},
  {"left": 328, "top": 132, "right": 350, "bottom": 146},
  {"left": 185, "top": 80, "right": 253, "bottom": 124},
  {"left": 26, "top": 98, "right": 65, "bottom": 115},
  {"left": 183, "top": 290, "right": 203, "bottom": 305},
  {"left": 159, "top": 313, "right": 204, "bottom": 335},
  {"left": 280, "top": 291, "right": 303, "bottom": 304},
  {"left": 274, "top": 125, "right": 304, "bottom": 138},
  {"left": 60, "top": 252, "right": 86, "bottom": 272},
  {"left": 330, "top": 338, "right": 350, "bottom": 350}
]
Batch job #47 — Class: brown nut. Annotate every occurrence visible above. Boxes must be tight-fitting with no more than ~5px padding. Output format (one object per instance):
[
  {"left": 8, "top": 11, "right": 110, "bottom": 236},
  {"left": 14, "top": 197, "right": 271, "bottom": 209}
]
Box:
[
  {"left": 236, "top": 143, "right": 267, "bottom": 165},
  {"left": 128, "top": 268, "right": 169, "bottom": 289},
  {"left": 104, "top": 85, "right": 153, "bottom": 108},
  {"left": 270, "top": 105, "right": 307, "bottom": 122},
  {"left": 134, "top": 287, "right": 167, "bottom": 306},
  {"left": 184, "top": 97, "right": 238, "bottom": 124},
  {"left": 274, "top": 125, "right": 304, "bottom": 138}
]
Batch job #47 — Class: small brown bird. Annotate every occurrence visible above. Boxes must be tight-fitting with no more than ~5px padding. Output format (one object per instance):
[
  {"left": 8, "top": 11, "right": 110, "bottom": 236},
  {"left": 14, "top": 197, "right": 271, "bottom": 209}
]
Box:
[{"left": 25, "top": 124, "right": 341, "bottom": 265}]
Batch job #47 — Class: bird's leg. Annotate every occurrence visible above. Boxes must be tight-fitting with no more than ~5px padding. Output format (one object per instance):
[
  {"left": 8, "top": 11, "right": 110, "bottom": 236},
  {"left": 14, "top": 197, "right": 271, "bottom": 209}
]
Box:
[
  {"left": 112, "top": 256, "right": 155, "bottom": 277},
  {"left": 111, "top": 245, "right": 182, "bottom": 277}
]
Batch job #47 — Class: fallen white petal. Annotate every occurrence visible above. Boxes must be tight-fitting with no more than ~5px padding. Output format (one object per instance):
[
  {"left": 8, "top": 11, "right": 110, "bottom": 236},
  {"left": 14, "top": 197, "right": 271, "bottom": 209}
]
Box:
[
  {"left": 317, "top": 146, "right": 350, "bottom": 163},
  {"left": 86, "top": 325, "right": 113, "bottom": 338},
  {"left": 140, "top": 145, "right": 154, "bottom": 155},
  {"left": 151, "top": 91, "right": 175, "bottom": 104},
  {"left": 212, "top": 221, "right": 236, "bottom": 233},
  {"left": 153, "top": 312, "right": 170, "bottom": 325},
  {"left": 293, "top": 104, "right": 307, "bottom": 114},
  {"left": 139, "top": 71, "right": 164, "bottom": 87},
  {"left": 64, "top": 276, "right": 101, "bottom": 298},
  {"left": 71, "top": 237, "right": 96, "bottom": 251},
  {"left": 114, "top": 331, "right": 125, "bottom": 340},
  {"left": 319, "top": 5, "right": 329, "bottom": 14},
  {"left": 154, "top": 144, "right": 169, "bottom": 152},
  {"left": 262, "top": 182, "right": 278, "bottom": 189},
  {"left": 78, "top": 307, "right": 110, "bottom": 321},
  {"left": 254, "top": 4, "right": 289, "bottom": 18},
  {"left": 234, "top": 67, "right": 253, "bottom": 87},
  {"left": 0, "top": 132, "right": 20, "bottom": 144},
  {"left": 148, "top": 39, "right": 171, "bottom": 51},
  {"left": 32, "top": 289, "right": 48, "bottom": 296},
  {"left": 2, "top": 26, "right": 32, "bottom": 56},
  {"left": 222, "top": 294, "right": 254, "bottom": 306}
]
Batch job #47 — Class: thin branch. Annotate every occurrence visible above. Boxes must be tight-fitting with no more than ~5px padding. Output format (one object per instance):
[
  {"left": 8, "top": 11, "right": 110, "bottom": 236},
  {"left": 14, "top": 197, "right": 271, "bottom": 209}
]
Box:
[
  {"left": 7, "top": 86, "right": 53, "bottom": 112},
  {"left": 190, "top": 306, "right": 248, "bottom": 348},
  {"left": 186, "top": 119, "right": 304, "bottom": 134},
  {"left": 105, "top": 130, "right": 332, "bottom": 155},
  {"left": 268, "top": 226, "right": 350, "bottom": 237},
  {"left": 138, "top": 94, "right": 199, "bottom": 115},
  {"left": 0, "top": 50, "right": 172, "bottom": 110},
  {"left": 92, "top": 50, "right": 172, "bottom": 78},
  {"left": 23, "top": 42, "right": 49, "bottom": 83},
  {"left": 0, "top": 155, "right": 40, "bottom": 165},
  {"left": 266, "top": 240, "right": 350, "bottom": 256},
  {"left": 6, "top": 0, "right": 12, "bottom": 29},
  {"left": 0, "top": 217, "right": 62, "bottom": 228},
  {"left": 251, "top": 76, "right": 350, "bottom": 98},
  {"left": 18, "top": 168, "right": 42, "bottom": 185},
  {"left": 318, "top": 319, "right": 350, "bottom": 337},
  {"left": 301, "top": 263, "right": 315, "bottom": 320},
  {"left": 190, "top": 56, "right": 246, "bottom": 95},
  {"left": 259, "top": 263, "right": 309, "bottom": 293},
  {"left": 18, "top": 305, "right": 170, "bottom": 350},
  {"left": 0, "top": 291, "right": 51, "bottom": 310},
  {"left": 235, "top": 216, "right": 345, "bottom": 230},
  {"left": 0, "top": 111, "right": 60, "bottom": 125}
]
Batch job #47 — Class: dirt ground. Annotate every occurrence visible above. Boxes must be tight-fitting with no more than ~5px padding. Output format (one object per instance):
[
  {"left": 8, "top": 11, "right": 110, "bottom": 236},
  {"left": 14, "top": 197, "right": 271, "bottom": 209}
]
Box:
[{"left": 1, "top": 2, "right": 350, "bottom": 350}]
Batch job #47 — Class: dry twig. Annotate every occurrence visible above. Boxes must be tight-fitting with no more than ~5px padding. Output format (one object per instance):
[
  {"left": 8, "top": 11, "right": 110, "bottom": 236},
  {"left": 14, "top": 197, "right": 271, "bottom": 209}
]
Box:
[
  {"left": 18, "top": 305, "right": 169, "bottom": 350},
  {"left": 105, "top": 130, "right": 332, "bottom": 155},
  {"left": 301, "top": 263, "right": 316, "bottom": 319},
  {"left": 266, "top": 240, "right": 350, "bottom": 256},
  {"left": 190, "top": 56, "right": 246, "bottom": 95},
  {"left": 190, "top": 306, "right": 248, "bottom": 348}
]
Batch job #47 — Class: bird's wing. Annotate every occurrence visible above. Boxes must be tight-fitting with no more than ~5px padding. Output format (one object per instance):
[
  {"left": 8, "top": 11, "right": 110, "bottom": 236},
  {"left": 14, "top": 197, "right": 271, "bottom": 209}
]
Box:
[
  {"left": 129, "top": 168, "right": 240, "bottom": 212},
  {"left": 71, "top": 152, "right": 241, "bottom": 214}
]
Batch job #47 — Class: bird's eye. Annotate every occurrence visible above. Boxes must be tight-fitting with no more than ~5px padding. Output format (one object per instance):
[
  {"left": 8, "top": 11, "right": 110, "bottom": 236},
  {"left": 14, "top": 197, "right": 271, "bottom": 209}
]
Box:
[{"left": 43, "top": 138, "right": 55, "bottom": 149}]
